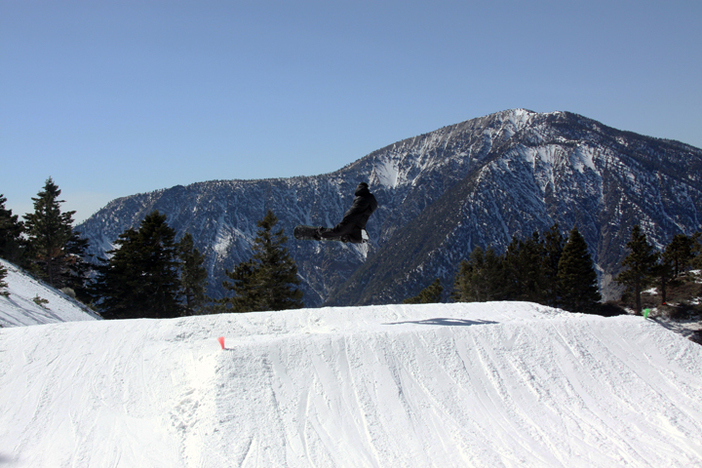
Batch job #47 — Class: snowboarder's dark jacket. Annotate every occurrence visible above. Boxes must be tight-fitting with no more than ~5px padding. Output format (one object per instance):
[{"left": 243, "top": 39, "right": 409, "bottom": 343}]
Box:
[{"left": 319, "top": 182, "right": 378, "bottom": 243}]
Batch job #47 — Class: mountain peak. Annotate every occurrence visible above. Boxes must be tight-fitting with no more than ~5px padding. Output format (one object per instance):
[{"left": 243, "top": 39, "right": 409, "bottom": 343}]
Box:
[{"left": 77, "top": 110, "right": 702, "bottom": 306}]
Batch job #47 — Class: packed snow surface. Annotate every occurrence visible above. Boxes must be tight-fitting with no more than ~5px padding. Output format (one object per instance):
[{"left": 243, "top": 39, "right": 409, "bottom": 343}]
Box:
[
  {"left": 2, "top": 302, "right": 702, "bottom": 467},
  {"left": 0, "top": 259, "right": 100, "bottom": 327}
]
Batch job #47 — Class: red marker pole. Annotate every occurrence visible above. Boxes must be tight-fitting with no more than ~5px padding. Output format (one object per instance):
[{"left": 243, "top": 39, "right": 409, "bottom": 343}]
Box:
[{"left": 217, "top": 337, "right": 225, "bottom": 350}]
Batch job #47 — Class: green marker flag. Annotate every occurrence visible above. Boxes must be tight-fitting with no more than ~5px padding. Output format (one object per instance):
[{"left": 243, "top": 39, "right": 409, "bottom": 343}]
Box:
[{"left": 643, "top": 308, "right": 650, "bottom": 319}]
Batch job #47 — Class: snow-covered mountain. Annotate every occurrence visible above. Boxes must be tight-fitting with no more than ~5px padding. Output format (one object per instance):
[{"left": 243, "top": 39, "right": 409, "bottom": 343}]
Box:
[
  {"left": 77, "top": 109, "right": 702, "bottom": 306},
  {"left": 0, "top": 258, "right": 100, "bottom": 327},
  {"left": 1, "top": 302, "right": 701, "bottom": 467}
]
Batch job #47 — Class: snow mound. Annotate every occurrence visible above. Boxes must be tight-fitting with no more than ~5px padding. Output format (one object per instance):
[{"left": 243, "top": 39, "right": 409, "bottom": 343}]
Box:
[
  {"left": 0, "top": 258, "right": 100, "bottom": 327},
  {"left": 1, "top": 302, "right": 701, "bottom": 467}
]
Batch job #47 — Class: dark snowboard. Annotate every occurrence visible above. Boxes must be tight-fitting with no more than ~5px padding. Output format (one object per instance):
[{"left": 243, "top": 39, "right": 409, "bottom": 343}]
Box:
[
  {"left": 293, "top": 225, "right": 367, "bottom": 244},
  {"left": 293, "top": 225, "right": 324, "bottom": 241}
]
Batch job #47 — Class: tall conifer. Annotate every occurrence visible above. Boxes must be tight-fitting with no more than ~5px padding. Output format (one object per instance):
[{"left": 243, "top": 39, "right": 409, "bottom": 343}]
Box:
[
  {"left": 692, "top": 233, "right": 702, "bottom": 269},
  {"left": 404, "top": 278, "right": 443, "bottom": 304},
  {"left": 94, "top": 211, "right": 182, "bottom": 319},
  {"left": 453, "top": 246, "right": 504, "bottom": 302},
  {"left": 616, "top": 225, "right": 658, "bottom": 314},
  {"left": 557, "top": 226, "right": 601, "bottom": 313},
  {"left": 23, "top": 178, "right": 88, "bottom": 288},
  {"left": 663, "top": 233, "right": 694, "bottom": 278},
  {"left": 222, "top": 210, "right": 303, "bottom": 312},
  {"left": 178, "top": 232, "right": 209, "bottom": 315},
  {"left": 542, "top": 224, "right": 565, "bottom": 307},
  {"left": 0, "top": 194, "right": 25, "bottom": 265},
  {"left": 502, "top": 232, "right": 545, "bottom": 303}
]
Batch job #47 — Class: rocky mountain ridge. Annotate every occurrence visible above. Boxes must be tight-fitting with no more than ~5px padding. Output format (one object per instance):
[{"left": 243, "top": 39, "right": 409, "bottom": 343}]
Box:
[{"left": 77, "top": 109, "right": 702, "bottom": 306}]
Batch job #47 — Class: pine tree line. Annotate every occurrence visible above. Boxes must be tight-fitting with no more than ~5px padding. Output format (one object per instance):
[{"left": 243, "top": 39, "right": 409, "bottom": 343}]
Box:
[
  {"left": 89, "top": 209, "right": 304, "bottom": 318},
  {"left": 1, "top": 180, "right": 214, "bottom": 318},
  {"left": 452, "top": 225, "right": 602, "bottom": 313},
  {"left": 90, "top": 211, "right": 210, "bottom": 319},
  {"left": 615, "top": 226, "right": 702, "bottom": 314},
  {"left": 4, "top": 179, "right": 700, "bottom": 318},
  {"left": 2, "top": 179, "right": 304, "bottom": 319},
  {"left": 416, "top": 223, "right": 701, "bottom": 315}
]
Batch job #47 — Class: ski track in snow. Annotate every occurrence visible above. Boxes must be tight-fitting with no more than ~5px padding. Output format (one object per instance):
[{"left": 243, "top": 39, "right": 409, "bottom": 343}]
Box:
[{"left": 1, "top": 302, "right": 702, "bottom": 467}]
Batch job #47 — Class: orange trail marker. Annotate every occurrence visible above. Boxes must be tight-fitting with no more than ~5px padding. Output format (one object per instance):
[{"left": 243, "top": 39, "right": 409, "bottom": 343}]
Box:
[{"left": 217, "top": 337, "right": 225, "bottom": 350}]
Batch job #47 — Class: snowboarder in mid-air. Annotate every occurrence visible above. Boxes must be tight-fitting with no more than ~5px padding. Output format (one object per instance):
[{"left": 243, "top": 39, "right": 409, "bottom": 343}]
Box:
[{"left": 294, "top": 182, "right": 378, "bottom": 244}]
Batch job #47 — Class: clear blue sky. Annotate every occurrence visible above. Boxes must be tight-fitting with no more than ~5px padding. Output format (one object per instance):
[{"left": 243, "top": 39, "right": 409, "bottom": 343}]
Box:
[{"left": 2, "top": 1, "right": 701, "bottom": 223}]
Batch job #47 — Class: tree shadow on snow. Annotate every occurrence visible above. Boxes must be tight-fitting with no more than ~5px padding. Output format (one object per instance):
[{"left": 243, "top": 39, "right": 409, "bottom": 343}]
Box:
[{"left": 384, "top": 318, "right": 498, "bottom": 327}]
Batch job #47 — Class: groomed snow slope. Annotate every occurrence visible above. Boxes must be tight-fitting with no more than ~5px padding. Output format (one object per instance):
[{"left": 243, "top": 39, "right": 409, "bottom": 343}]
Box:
[
  {"left": 0, "top": 258, "right": 100, "bottom": 327},
  {"left": 1, "top": 303, "right": 701, "bottom": 467}
]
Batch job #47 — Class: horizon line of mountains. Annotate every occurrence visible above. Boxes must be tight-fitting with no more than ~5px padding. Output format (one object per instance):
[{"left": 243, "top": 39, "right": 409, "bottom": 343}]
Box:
[{"left": 77, "top": 109, "right": 702, "bottom": 307}]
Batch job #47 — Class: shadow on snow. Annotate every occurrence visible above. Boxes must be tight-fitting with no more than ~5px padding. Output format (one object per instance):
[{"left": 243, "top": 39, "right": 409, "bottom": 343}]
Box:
[{"left": 383, "top": 318, "right": 499, "bottom": 327}]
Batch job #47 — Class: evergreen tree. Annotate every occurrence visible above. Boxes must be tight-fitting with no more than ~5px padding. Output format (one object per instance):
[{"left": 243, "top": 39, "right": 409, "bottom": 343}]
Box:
[
  {"left": 615, "top": 225, "right": 659, "bottom": 314},
  {"left": 69, "top": 232, "right": 93, "bottom": 298},
  {"left": 692, "top": 233, "right": 702, "bottom": 269},
  {"left": 0, "top": 194, "right": 25, "bottom": 265},
  {"left": 652, "top": 256, "right": 674, "bottom": 305},
  {"left": 453, "top": 258, "right": 474, "bottom": 302},
  {"left": 93, "top": 228, "right": 139, "bottom": 318},
  {"left": 23, "top": 178, "right": 88, "bottom": 288},
  {"left": 93, "top": 211, "right": 182, "bottom": 319},
  {"left": 0, "top": 263, "right": 9, "bottom": 297},
  {"left": 178, "top": 233, "right": 209, "bottom": 315},
  {"left": 453, "top": 224, "right": 599, "bottom": 309},
  {"left": 453, "top": 246, "right": 504, "bottom": 302},
  {"left": 557, "top": 226, "right": 601, "bottom": 313},
  {"left": 222, "top": 210, "right": 303, "bottom": 312},
  {"left": 404, "top": 278, "right": 443, "bottom": 304},
  {"left": 655, "top": 233, "right": 696, "bottom": 305},
  {"left": 663, "top": 233, "right": 694, "bottom": 278},
  {"left": 501, "top": 236, "right": 523, "bottom": 300},
  {"left": 502, "top": 232, "right": 545, "bottom": 303},
  {"left": 222, "top": 259, "right": 259, "bottom": 312},
  {"left": 541, "top": 224, "right": 565, "bottom": 307}
]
